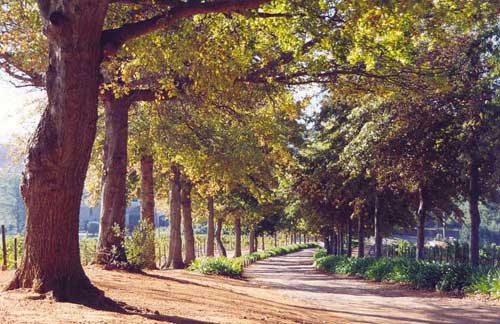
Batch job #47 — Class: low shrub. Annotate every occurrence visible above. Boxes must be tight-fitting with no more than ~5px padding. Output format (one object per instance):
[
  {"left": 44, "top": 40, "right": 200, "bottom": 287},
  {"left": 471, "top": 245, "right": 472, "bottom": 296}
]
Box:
[
  {"left": 466, "top": 267, "right": 500, "bottom": 299},
  {"left": 404, "top": 261, "right": 444, "bottom": 289},
  {"left": 312, "top": 251, "right": 498, "bottom": 297},
  {"left": 314, "top": 255, "right": 348, "bottom": 273},
  {"left": 365, "top": 258, "right": 408, "bottom": 282},
  {"left": 313, "top": 248, "right": 328, "bottom": 259},
  {"left": 436, "top": 263, "right": 473, "bottom": 292},
  {"left": 190, "top": 243, "right": 318, "bottom": 277},
  {"left": 188, "top": 256, "right": 242, "bottom": 277},
  {"left": 125, "top": 220, "right": 156, "bottom": 269}
]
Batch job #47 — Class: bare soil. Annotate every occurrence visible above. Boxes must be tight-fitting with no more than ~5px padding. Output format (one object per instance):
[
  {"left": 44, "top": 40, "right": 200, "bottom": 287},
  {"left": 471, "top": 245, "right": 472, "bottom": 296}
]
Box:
[
  {"left": 0, "top": 263, "right": 340, "bottom": 324},
  {"left": 1, "top": 249, "right": 499, "bottom": 324}
]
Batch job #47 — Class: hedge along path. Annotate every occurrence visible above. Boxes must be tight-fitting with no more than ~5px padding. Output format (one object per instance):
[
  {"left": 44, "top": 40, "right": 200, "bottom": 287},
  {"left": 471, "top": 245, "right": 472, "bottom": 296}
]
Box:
[{"left": 243, "top": 249, "right": 500, "bottom": 324}]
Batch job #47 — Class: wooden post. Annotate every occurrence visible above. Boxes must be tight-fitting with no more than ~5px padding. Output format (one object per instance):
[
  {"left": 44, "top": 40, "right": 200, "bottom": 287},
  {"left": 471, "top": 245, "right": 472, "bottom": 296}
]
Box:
[
  {"left": 14, "top": 237, "right": 17, "bottom": 269},
  {"left": 1, "top": 225, "right": 7, "bottom": 270}
]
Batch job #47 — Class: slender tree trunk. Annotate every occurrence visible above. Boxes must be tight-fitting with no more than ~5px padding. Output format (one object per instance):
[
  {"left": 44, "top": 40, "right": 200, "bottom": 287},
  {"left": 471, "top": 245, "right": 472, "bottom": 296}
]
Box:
[
  {"left": 95, "top": 98, "right": 129, "bottom": 265},
  {"left": 339, "top": 228, "right": 344, "bottom": 256},
  {"left": 261, "top": 236, "right": 265, "bottom": 251},
  {"left": 206, "top": 196, "right": 215, "bottom": 256},
  {"left": 332, "top": 231, "right": 338, "bottom": 255},
  {"left": 358, "top": 212, "right": 365, "bottom": 258},
  {"left": 324, "top": 236, "right": 331, "bottom": 254},
  {"left": 347, "top": 219, "right": 352, "bottom": 257},
  {"left": 255, "top": 235, "right": 259, "bottom": 252},
  {"left": 274, "top": 232, "right": 277, "bottom": 247},
  {"left": 234, "top": 217, "right": 242, "bottom": 257},
  {"left": 6, "top": 1, "right": 109, "bottom": 301},
  {"left": 374, "top": 193, "right": 383, "bottom": 258},
  {"left": 167, "top": 164, "right": 184, "bottom": 269},
  {"left": 181, "top": 180, "right": 195, "bottom": 265},
  {"left": 416, "top": 186, "right": 428, "bottom": 260},
  {"left": 249, "top": 229, "right": 256, "bottom": 253},
  {"left": 140, "top": 155, "right": 155, "bottom": 226},
  {"left": 469, "top": 158, "right": 481, "bottom": 266},
  {"left": 215, "top": 218, "right": 227, "bottom": 257},
  {"left": 139, "top": 154, "right": 156, "bottom": 269}
]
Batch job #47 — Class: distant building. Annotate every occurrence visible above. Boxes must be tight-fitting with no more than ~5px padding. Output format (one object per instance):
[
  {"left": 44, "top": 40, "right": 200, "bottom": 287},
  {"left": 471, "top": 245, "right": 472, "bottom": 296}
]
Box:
[{"left": 79, "top": 198, "right": 167, "bottom": 232}]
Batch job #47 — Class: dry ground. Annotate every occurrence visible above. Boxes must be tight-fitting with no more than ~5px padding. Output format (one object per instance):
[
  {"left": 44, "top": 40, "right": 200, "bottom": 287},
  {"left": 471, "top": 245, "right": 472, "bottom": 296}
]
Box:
[
  {"left": 0, "top": 262, "right": 341, "bottom": 324},
  {"left": 1, "top": 249, "right": 499, "bottom": 324}
]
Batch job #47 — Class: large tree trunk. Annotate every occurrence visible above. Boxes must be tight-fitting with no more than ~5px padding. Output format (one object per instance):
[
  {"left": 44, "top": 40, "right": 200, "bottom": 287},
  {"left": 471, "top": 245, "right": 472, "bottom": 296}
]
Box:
[
  {"left": 181, "top": 179, "right": 195, "bottom": 265},
  {"left": 95, "top": 98, "right": 130, "bottom": 265},
  {"left": 215, "top": 218, "right": 227, "bottom": 257},
  {"left": 166, "top": 164, "right": 184, "bottom": 269},
  {"left": 249, "top": 228, "right": 256, "bottom": 253},
  {"left": 358, "top": 211, "right": 365, "bottom": 258},
  {"left": 416, "top": 186, "right": 427, "bottom": 260},
  {"left": 234, "top": 217, "right": 242, "bottom": 257},
  {"left": 374, "top": 193, "right": 383, "bottom": 258},
  {"left": 7, "top": 0, "right": 109, "bottom": 302},
  {"left": 206, "top": 196, "right": 215, "bottom": 256},
  {"left": 140, "top": 154, "right": 156, "bottom": 269},
  {"left": 469, "top": 158, "right": 481, "bottom": 266}
]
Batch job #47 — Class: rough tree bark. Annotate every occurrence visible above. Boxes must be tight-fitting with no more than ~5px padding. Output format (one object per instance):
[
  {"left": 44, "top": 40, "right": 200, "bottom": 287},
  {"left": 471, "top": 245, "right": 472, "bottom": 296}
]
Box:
[
  {"left": 166, "top": 164, "right": 184, "bottom": 269},
  {"left": 249, "top": 229, "right": 256, "bottom": 253},
  {"left": 234, "top": 217, "right": 242, "bottom": 257},
  {"left": 416, "top": 186, "right": 428, "bottom": 260},
  {"left": 358, "top": 212, "right": 365, "bottom": 258},
  {"left": 206, "top": 196, "right": 215, "bottom": 256},
  {"left": 469, "top": 157, "right": 481, "bottom": 266},
  {"left": 95, "top": 97, "right": 130, "bottom": 265},
  {"left": 181, "top": 179, "right": 195, "bottom": 265},
  {"left": 140, "top": 154, "right": 156, "bottom": 269},
  {"left": 215, "top": 218, "right": 227, "bottom": 257},
  {"left": 6, "top": 0, "right": 109, "bottom": 301},
  {"left": 374, "top": 193, "right": 383, "bottom": 258}
]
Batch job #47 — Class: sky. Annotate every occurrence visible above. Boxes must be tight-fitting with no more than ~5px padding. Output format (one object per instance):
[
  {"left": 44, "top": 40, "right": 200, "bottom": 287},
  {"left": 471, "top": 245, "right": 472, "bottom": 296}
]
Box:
[{"left": 0, "top": 74, "right": 43, "bottom": 144}]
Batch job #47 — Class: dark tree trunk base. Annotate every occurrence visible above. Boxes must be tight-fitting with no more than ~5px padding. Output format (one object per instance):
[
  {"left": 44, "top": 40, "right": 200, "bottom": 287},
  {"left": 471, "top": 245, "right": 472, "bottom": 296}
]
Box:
[{"left": 5, "top": 270, "right": 105, "bottom": 305}]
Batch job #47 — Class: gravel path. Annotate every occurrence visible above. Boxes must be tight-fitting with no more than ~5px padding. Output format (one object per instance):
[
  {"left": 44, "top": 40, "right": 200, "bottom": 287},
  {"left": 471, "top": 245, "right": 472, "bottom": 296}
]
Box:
[{"left": 243, "top": 249, "right": 500, "bottom": 324}]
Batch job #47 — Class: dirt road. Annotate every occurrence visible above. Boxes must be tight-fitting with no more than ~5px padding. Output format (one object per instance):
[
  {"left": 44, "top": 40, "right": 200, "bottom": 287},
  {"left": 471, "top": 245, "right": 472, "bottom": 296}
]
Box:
[
  {"left": 1, "top": 249, "right": 499, "bottom": 324},
  {"left": 243, "top": 249, "right": 500, "bottom": 324}
]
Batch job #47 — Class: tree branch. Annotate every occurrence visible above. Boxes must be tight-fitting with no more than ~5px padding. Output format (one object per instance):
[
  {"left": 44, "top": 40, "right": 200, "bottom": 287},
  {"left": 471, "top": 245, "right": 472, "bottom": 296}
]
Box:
[
  {"left": 111, "top": 0, "right": 182, "bottom": 6},
  {"left": 101, "top": 0, "right": 271, "bottom": 58},
  {"left": 0, "top": 53, "right": 45, "bottom": 88}
]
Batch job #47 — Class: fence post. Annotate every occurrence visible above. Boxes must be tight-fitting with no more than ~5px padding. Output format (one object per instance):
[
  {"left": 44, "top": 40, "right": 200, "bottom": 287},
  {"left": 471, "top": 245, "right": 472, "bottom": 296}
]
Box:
[
  {"left": 14, "top": 237, "right": 17, "bottom": 269},
  {"left": 1, "top": 225, "right": 7, "bottom": 270}
]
